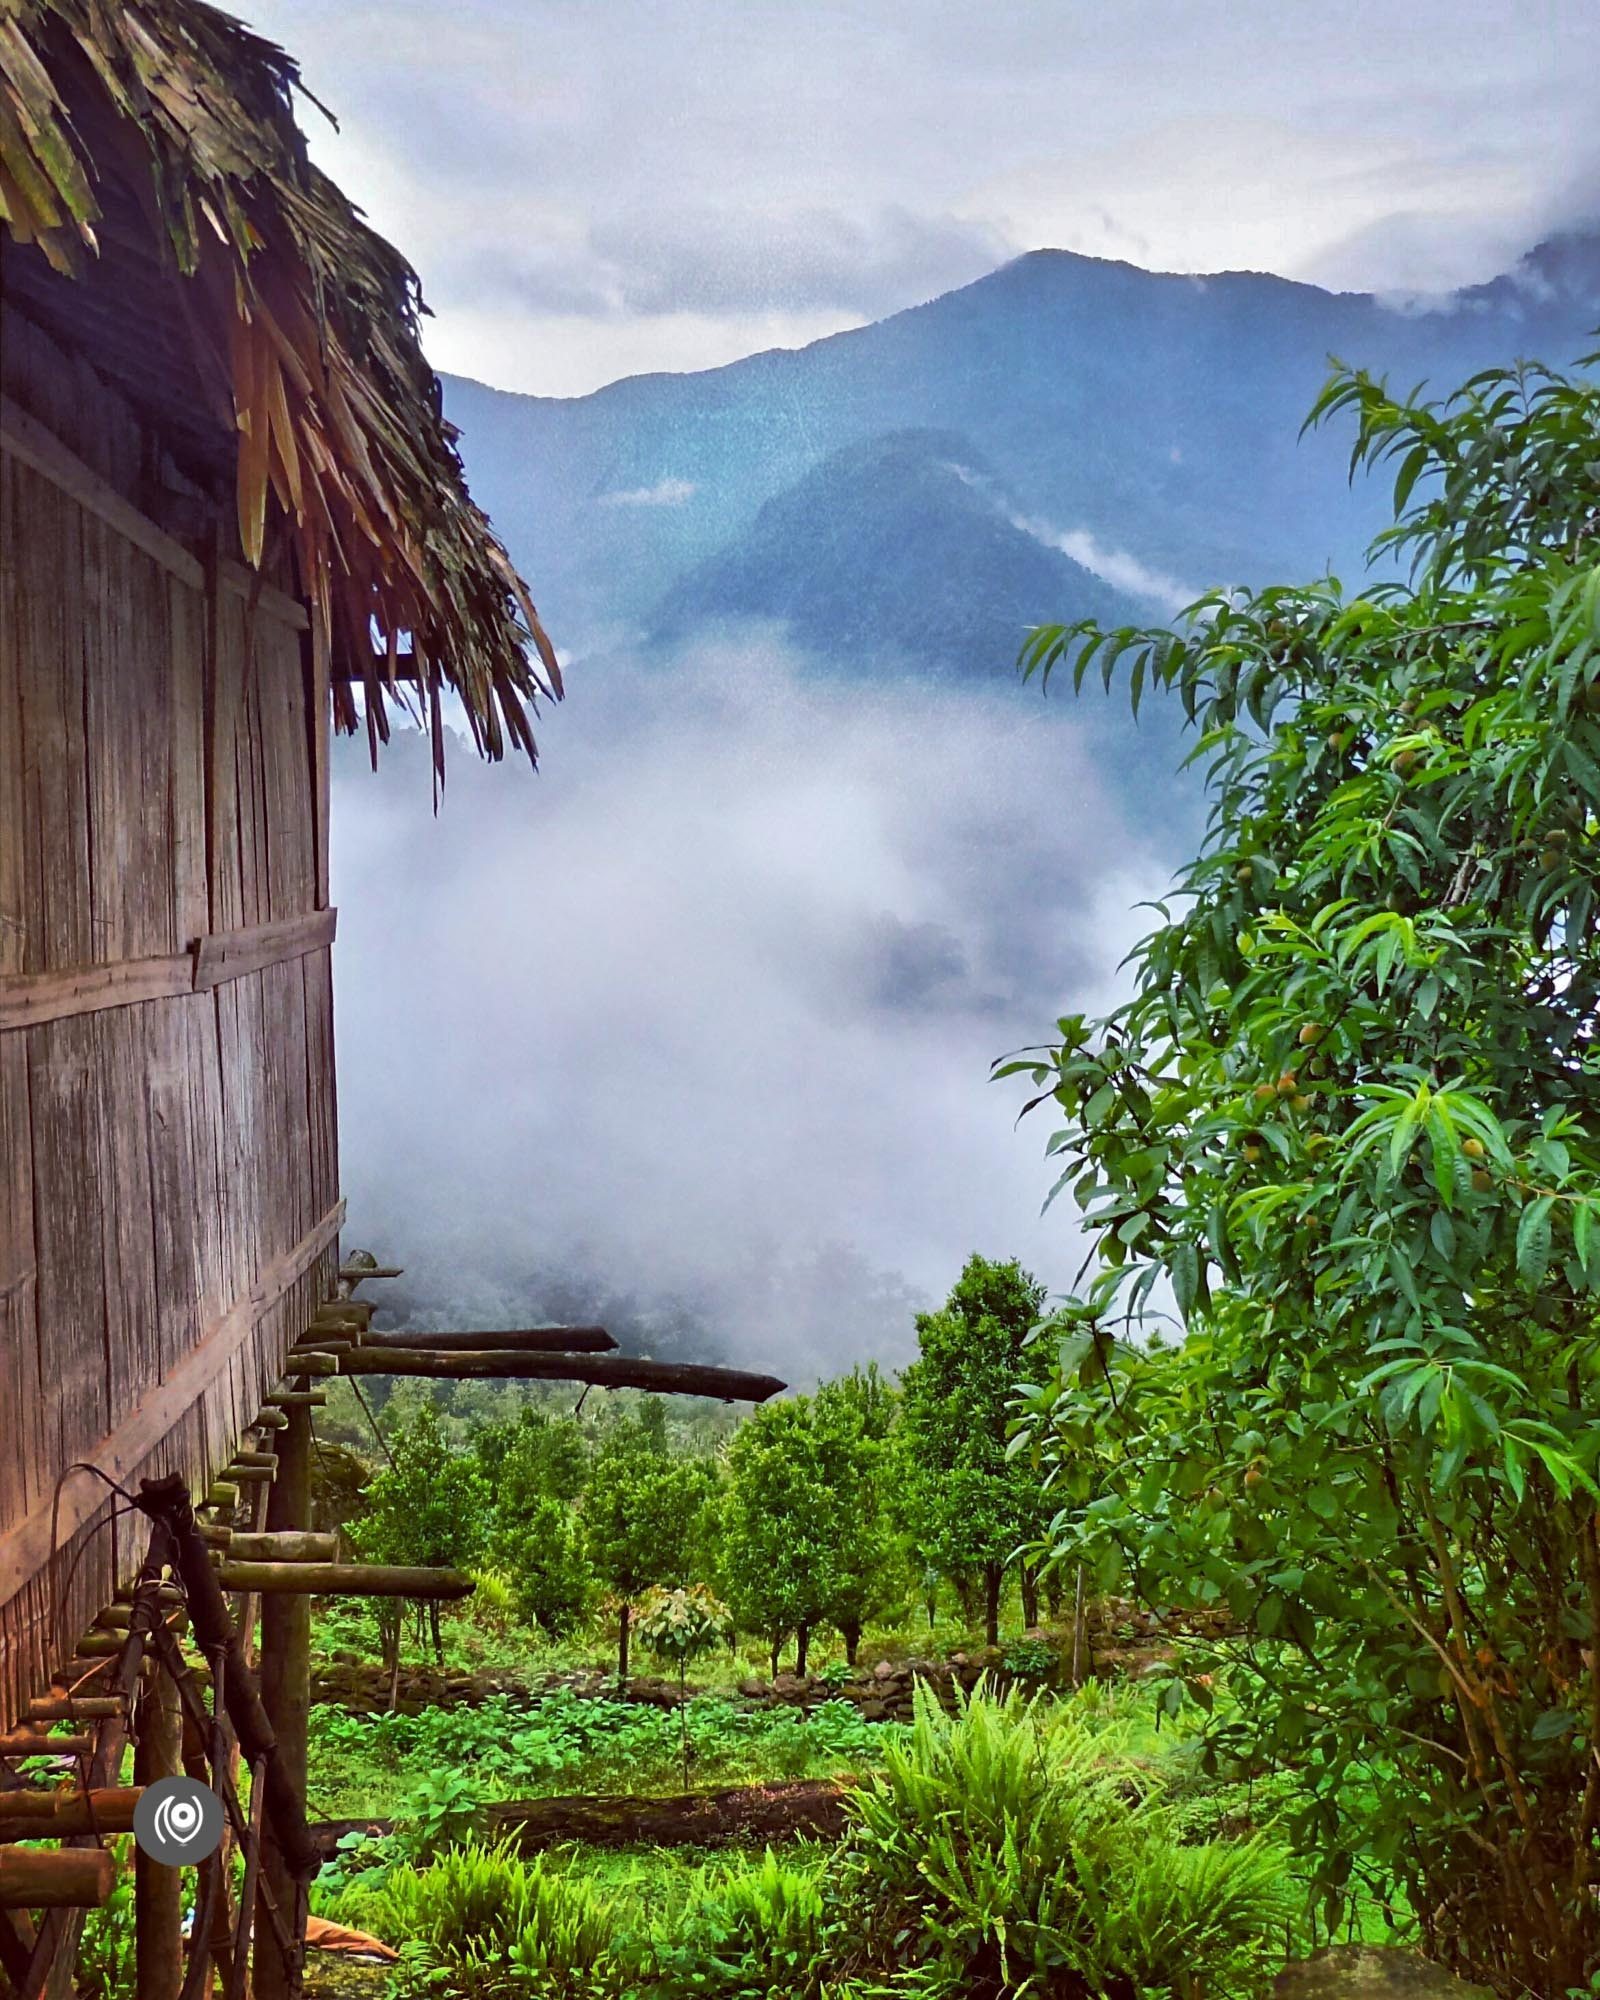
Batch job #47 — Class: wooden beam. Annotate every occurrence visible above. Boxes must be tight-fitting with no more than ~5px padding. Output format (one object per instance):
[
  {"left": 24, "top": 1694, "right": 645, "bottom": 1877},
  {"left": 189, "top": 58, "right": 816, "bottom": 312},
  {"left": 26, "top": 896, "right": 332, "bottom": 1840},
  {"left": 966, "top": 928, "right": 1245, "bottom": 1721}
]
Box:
[
  {"left": 0, "top": 911, "right": 338, "bottom": 1031},
  {"left": 0, "top": 952, "right": 192, "bottom": 1031},
  {"left": 0, "top": 1848, "right": 117, "bottom": 1910},
  {"left": 0, "top": 1735, "right": 89, "bottom": 1760},
  {"left": 338, "top": 1350, "right": 785, "bottom": 1403},
  {"left": 0, "top": 1789, "right": 141, "bottom": 1837},
  {"left": 276, "top": 1351, "right": 336, "bottom": 1378},
  {"left": 24, "top": 1700, "right": 121, "bottom": 1724},
  {"left": 227, "top": 1534, "right": 338, "bottom": 1564},
  {"left": 253, "top": 1409, "right": 290, "bottom": 1431},
  {"left": 338, "top": 1265, "right": 403, "bottom": 1281},
  {"left": 0, "top": 395, "right": 204, "bottom": 588},
  {"left": 263, "top": 1391, "right": 326, "bottom": 1408},
  {"left": 0, "top": 1201, "right": 345, "bottom": 1608},
  {"left": 191, "top": 907, "right": 337, "bottom": 992},
  {"left": 360, "top": 1326, "right": 617, "bottom": 1355},
  {"left": 216, "top": 1563, "right": 473, "bottom": 1599}
]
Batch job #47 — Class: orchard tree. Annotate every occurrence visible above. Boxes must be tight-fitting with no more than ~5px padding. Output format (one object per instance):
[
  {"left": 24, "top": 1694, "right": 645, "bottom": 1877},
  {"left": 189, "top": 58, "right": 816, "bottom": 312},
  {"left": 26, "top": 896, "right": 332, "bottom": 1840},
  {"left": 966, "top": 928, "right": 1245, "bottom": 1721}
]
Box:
[
  {"left": 486, "top": 1411, "right": 594, "bottom": 1634},
  {"left": 899, "top": 1256, "right": 1052, "bottom": 1649},
  {"left": 1007, "top": 354, "right": 1600, "bottom": 1989},
  {"left": 351, "top": 1404, "right": 489, "bottom": 1671},
  {"left": 583, "top": 1408, "right": 716, "bottom": 1688},
  {"left": 812, "top": 1367, "right": 902, "bottom": 1664},
  {"left": 720, "top": 1398, "right": 840, "bottom": 1677}
]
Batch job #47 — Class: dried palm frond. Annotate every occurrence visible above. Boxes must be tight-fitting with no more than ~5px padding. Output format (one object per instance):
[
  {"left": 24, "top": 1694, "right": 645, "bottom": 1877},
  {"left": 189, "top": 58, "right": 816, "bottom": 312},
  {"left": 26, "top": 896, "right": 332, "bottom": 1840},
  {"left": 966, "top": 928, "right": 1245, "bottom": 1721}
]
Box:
[{"left": 0, "top": 0, "right": 560, "bottom": 770}]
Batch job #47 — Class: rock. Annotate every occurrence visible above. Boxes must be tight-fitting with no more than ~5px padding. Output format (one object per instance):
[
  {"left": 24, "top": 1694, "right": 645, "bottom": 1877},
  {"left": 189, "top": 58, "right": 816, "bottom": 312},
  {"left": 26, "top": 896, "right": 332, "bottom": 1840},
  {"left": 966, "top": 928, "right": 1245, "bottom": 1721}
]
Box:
[
  {"left": 859, "top": 1699, "right": 893, "bottom": 1721},
  {"left": 738, "top": 1677, "right": 766, "bottom": 1698},
  {"left": 872, "top": 1660, "right": 896, "bottom": 1681},
  {"left": 1275, "top": 1948, "right": 1496, "bottom": 2000},
  {"left": 950, "top": 1651, "right": 968, "bottom": 1667}
]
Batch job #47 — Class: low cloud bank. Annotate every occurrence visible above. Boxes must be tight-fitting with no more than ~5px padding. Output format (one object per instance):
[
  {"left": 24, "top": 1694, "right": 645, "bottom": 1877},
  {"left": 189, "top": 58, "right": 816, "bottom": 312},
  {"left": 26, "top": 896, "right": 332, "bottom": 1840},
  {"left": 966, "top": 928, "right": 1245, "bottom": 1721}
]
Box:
[{"left": 331, "top": 635, "right": 1175, "bottom": 1382}]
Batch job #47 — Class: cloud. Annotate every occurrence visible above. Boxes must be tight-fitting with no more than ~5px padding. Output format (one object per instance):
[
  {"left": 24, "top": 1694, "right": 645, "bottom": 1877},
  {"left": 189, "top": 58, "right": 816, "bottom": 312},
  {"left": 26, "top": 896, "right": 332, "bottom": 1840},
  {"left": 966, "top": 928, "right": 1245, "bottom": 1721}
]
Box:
[
  {"left": 941, "top": 460, "right": 1194, "bottom": 615},
  {"left": 599, "top": 478, "right": 698, "bottom": 508},
  {"left": 585, "top": 206, "right": 1016, "bottom": 320},
  {"left": 330, "top": 634, "right": 1174, "bottom": 1381}
]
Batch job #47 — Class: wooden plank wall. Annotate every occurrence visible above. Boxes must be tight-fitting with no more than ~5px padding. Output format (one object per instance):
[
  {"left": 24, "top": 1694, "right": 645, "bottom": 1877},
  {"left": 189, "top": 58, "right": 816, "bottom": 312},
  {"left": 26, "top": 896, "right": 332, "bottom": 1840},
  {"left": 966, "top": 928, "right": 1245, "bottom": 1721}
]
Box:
[{"left": 0, "top": 314, "right": 340, "bottom": 1728}]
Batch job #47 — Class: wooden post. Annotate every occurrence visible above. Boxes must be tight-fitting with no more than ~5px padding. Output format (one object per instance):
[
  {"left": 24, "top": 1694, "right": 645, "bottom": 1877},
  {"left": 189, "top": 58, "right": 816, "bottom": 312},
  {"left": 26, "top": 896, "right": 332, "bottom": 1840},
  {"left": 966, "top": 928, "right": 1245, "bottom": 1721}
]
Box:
[
  {"left": 255, "top": 1397, "right": 312, "bottom": 2000},
  {"left": 134, "top": 1670, "right": 183, "bottom": 2000}
]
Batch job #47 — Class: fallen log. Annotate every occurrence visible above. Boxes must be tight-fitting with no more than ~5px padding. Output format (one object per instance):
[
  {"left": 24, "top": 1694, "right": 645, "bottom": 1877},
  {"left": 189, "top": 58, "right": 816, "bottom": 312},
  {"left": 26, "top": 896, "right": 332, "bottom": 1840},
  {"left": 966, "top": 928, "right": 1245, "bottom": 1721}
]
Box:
[
  {"left": 359, "top": 1326, "right": 616, "bottom": 1355},
  {"left": 311, "top": 1778, "right": 852, "bottom": 1859},
  {"left": 338, "top": 1350, "right": 785, "bottom": 1403},
  {"left": 0, "top": 1846, "right": 117, "bottom": 1908},
  {"left": 216, "top": 1562, "right": 474, "bottom": 1599},
  {"left": 0, "top": 1787, "right": 141, "bottom": 1837}
]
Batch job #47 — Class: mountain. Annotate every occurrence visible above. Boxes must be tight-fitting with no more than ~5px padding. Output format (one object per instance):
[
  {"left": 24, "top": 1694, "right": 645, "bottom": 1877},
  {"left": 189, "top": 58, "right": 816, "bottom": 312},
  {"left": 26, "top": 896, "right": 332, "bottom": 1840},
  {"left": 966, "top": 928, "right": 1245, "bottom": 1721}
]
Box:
[
  {"left": 650, "top": 428, "right": 1143, "bottom": 678},
  {"left": 442, "top": 230, "right": 1600, "bottom": 665}
]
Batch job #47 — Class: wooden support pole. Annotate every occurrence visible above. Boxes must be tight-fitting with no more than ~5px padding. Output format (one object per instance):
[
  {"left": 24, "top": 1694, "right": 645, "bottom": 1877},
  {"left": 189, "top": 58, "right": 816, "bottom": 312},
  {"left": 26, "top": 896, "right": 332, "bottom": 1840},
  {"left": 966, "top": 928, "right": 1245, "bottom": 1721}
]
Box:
[
  {"left": 337, "top": 1349, "right": 786, "bottom": 1402},
  {"left": 264, "top": 1390, "right": 326, "bottom": 1407},
  {"left": 337, "top": 1264, "right": 402, "bottom": 1281},
  {"left": 0, "top": 1849, "right": 116, "bottom": 1909},
  {"left": 228, "top": 1450, "right": 280, "bottom": 1471},
  {"left": 218, "top": 1563, "right": 473, "bottom": 1599},
  {"left": 134, "top": 1663, "right": 183, "bottom": 2000},
  {"left": 256, "top": 1398, "right": 313, "bottom": 2000},
  {"left": 360, "top": 1325, "right": 616, "bottom": 1355},
  {"left": 253, "top": 1409, "right": 291, "bottom": 1430},
  {"left": 227, "top": 1533, "right": 339, "bottom": 1564}
]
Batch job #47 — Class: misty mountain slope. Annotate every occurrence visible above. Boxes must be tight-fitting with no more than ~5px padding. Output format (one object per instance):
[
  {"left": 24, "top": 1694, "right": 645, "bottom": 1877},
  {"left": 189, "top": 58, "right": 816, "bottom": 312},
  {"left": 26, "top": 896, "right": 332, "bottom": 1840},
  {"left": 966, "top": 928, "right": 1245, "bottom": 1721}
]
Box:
[
  {"left": 650, "top": 430, "right": 1142, "bottom": 678},
  {"left": 442, "top": 232, "right": 1600, "bottom": 653}
]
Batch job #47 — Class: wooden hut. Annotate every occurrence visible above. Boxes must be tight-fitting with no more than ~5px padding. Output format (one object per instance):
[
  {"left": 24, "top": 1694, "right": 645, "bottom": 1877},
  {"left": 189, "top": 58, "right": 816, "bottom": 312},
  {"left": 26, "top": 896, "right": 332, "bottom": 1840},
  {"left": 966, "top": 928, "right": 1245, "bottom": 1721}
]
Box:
[{"left": 0, "top": 3, "right": 561, "bottom": 1989}]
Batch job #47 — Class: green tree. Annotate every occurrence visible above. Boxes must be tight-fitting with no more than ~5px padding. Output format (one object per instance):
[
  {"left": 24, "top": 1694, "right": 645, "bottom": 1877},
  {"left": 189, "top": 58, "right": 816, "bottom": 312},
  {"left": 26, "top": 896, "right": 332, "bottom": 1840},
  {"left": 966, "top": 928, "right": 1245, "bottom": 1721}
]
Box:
[
  {"left": 899, "top": 1256, "right": 1050, "bottom": 1649},
  {"left": 721, "top": 1398, "right": 841, "bottom": 1677},
  {"left": 634, "top": 1583, "right": 733, "bottom": 1787},
  {"left": 583, "top": 1409, "right": 716, "bottom": 1688},
  {"left": 484, "top": 1411, "right": 594, "bottom": 1634},
  {"left": 351, "top": 1404, "right": 489, "bottom": 1670},
  {"left": 812, "top": 1367, "right": 902, "bottom": 1664},
  {"left": 1007, "top": 353, "right": 1600, "bottom": 1988}
]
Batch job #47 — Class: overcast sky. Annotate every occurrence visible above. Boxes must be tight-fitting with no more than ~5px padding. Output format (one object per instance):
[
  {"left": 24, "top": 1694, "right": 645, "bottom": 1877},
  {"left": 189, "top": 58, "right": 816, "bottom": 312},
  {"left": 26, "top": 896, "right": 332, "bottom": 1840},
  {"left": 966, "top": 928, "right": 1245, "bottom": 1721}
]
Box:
[{"left": 243, "top": 0, "right": 1600, "bottom": 397}]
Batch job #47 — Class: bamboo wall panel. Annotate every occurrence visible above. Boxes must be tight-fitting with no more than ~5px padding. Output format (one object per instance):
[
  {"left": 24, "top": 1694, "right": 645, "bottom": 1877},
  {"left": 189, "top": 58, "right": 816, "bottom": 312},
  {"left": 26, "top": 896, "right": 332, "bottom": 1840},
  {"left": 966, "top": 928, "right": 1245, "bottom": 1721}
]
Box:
[{"left": 0, "top": 315, "right": 340, "bottom": 1731}]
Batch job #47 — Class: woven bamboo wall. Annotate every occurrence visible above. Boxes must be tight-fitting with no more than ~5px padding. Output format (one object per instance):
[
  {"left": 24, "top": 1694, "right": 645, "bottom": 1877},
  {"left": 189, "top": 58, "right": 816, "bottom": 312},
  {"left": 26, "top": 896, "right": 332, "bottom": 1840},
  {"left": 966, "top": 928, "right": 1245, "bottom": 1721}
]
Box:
[{"left": 0, "top": 313, "right": 341, "bottom": 1730}]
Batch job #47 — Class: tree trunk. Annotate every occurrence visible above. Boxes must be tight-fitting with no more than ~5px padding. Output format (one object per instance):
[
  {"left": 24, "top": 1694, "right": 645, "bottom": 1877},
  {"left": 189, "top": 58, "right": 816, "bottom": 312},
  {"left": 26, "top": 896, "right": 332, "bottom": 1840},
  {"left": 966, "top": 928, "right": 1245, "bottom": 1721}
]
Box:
[
  {"left": 1070, "top": 1565, "right": 1089, "bottom": 1688},
  {"left": 925, "top": 1586, "right": 937, "bottom": 1632},
  {"left": 617, "top": 1601, "right": 631, "bottom": 1692},
  {"left": 768, "top": 1632, "right": 783, "bottom": 1680},
  {"left": 840, "top": 1618, "right": 861, "bottom": 1667},
  {"left": 429, "top": 1600, "right": 443, "bottom": 1664},
  {"left": 1020, "top": 1563, "right": 1040, "bottom": 1630},
  {"left": 794, "top": 1622, "right": 810, "bottom": 1677},
  {"left": 1044, "top": 1568, "right": 1064, "bottom": 1619},
  {"left": 984, "top": 1564, "right": 1001, "bottom": 1651}
]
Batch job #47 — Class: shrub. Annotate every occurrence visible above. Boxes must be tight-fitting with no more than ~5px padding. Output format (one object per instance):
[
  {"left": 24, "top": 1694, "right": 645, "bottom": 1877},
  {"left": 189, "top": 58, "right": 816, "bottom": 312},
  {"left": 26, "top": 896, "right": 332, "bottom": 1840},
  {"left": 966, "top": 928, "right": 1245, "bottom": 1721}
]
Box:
[
  {"left": 377, "top": 1840, "right": 624, "bottom": 1999},
  {"left": 833, "top": 1681, "right": 1292, "bottom": 1999},
  {"left": 641, "top": 1848, "right": 834, "bottom": 1999}
]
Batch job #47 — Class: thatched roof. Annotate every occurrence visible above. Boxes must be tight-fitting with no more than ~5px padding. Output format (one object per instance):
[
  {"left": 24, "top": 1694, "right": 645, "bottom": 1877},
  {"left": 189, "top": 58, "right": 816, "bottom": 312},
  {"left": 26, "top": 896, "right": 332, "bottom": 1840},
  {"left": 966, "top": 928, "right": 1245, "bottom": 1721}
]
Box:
[{"left": 0, "top": 0, "right": 559, "bottom": 771}]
